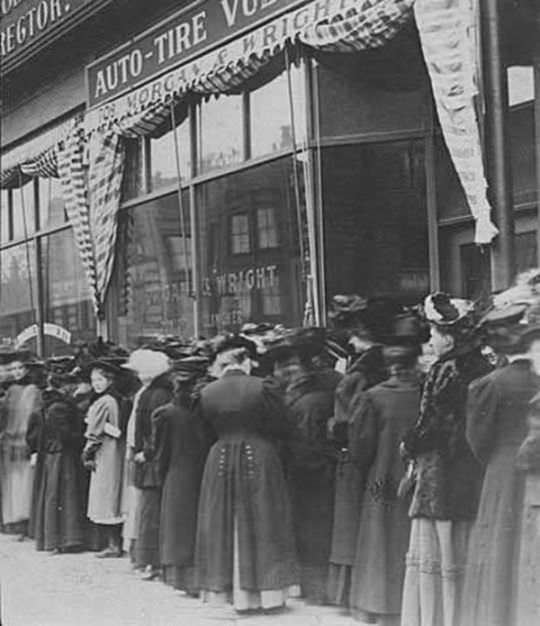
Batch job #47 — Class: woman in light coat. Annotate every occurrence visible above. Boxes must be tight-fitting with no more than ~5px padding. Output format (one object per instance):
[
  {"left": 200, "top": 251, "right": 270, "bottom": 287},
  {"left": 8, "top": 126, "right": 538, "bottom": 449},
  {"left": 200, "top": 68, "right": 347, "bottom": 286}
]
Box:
[{"left": 82, "top": 360, "right": 125, "bottom": 557}]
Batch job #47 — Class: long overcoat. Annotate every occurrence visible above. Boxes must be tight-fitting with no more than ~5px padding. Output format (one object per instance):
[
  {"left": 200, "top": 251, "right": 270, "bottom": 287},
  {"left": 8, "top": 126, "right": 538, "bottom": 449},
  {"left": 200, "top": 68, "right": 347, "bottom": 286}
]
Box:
[
  {"left": 152, "top": 399, "right": 210, "bottom": 573},
  {"left": 29, "top": 389, "right": 86, "bottom": 551},
  {"left": 133, "top": 372, "right": 173, "bottom": 567},
  {"left": 329, "top": 346, "right": 387, "bottom": 569},
  {"left": 84, "top": 393, "right": 125, "bottom": 524},
  {"left": 461, "top": 360, "right": 539, "bottom": 626},
  {"left": 285, "top": 369, "right": 341, "bottom": 602},
  {"left": 195, "top": 371, "right": 300, "bottom": 593},
  {"left": 349, "top": 375, "right": 421, "bottom": 616},
  {"left": 0, "top": 379, "right": 42, "bottom": 525}
]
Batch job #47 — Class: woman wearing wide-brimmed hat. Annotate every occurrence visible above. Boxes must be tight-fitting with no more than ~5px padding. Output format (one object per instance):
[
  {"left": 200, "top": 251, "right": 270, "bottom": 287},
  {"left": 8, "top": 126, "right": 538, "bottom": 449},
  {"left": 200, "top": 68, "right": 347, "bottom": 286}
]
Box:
[
  {"left": 349, "top": 312, "right": 425, "bottom": 626},
  {"left": 461, "top": 288, "right": 540, "bottom": 626},
  {"left": 29, "top": 357, "right": 87, "bottom": 553},
  {"left": 81, "top": 358, "right": 127, "bottom": 557},
  {"left": 400, "top": 293, "right": 492, "bottom": 626},
  {"left": 194, "top": 335, "right": 300, "bottom": 612},
  {"left": 326, "top": 295, "right": 396, "bottom": 606},
  {"left": 268, "top": 327, "right": 342, "bottom": 605},
  {"left": 0, "top": 349, "right": 43, "bottom": 540},
  {"left": 151, "top": 357, "right": 212, "bottom": 593}
]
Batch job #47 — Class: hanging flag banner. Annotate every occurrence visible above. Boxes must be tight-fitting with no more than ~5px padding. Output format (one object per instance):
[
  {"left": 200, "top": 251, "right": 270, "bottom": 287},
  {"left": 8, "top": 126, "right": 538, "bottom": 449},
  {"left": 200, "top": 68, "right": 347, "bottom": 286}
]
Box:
[{"left": 86, "top": 0, "right": 310, "bottom": 107}]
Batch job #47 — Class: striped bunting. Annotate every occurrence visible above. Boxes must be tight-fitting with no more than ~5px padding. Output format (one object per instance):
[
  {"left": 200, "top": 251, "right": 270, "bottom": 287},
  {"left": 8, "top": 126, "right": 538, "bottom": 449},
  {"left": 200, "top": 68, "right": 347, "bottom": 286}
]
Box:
[
  {"left": 414, "top": 0, "right": 497, "bottom": 244},
  {"left": 300, "top": 0, "right": 414, "bottom": 51},
  {"left": 57, "top": 123, "right": 101, "bottom": 314},
  {"left": 88, "top": 130, "right": 126, "bottom": 313}
]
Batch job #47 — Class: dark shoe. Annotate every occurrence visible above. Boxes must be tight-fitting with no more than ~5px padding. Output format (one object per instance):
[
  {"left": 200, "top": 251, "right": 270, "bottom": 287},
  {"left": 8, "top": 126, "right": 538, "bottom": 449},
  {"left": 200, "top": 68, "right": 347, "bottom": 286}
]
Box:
[
  {"left": 141, "top": 566, "right": 161, "bottom": 581},
  {"left": 96, "top": 547, "right": 122, "bottom": 558}
]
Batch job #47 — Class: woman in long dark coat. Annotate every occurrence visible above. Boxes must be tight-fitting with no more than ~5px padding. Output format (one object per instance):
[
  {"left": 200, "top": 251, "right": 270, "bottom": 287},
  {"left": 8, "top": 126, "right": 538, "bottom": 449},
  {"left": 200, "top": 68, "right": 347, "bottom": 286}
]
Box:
[
  {"left": 128, "top": 349, "right": 173, "bottom": 579},
  {"left": 349, "top": 317, "right": 423, "bottom": 626},
  {"left": 327, "top": 297, "right": 390, "bottom": 606},
  {"left": 270, "top": 331, "right": 341, "bottom": 604},
  {"left": 151, "top": 359, "right": 211, "bottom": 593},
  {"left": 461, "top": 316, "right": 540, "bottom": 626},
  {"left": 400, "top": 293, "right": 492, "bottom": 626},
  {"left": 195, "top": 337, "right": 300, "bottom": 612},
  {"left": 29, "top": 377, "right": 86, "bottom": 553}
]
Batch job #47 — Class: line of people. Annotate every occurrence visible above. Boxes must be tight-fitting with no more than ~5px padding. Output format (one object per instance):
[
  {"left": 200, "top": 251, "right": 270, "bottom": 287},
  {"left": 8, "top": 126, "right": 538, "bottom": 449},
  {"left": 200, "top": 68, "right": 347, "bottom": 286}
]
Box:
[{"left": 0, "top": 274, "right": 539, "bottom": 625}]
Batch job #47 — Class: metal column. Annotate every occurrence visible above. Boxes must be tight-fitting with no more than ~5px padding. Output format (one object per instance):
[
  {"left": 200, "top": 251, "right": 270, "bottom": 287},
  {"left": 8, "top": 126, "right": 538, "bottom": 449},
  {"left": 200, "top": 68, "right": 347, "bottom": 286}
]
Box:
[{"left": 481, "top": 0, "right": 515, "bottom": 290}]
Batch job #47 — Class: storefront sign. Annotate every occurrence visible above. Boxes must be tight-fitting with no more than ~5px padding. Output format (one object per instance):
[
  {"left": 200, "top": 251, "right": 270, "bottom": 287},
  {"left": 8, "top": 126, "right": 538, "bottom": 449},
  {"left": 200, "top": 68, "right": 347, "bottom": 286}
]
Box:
[
  {"left": 1, "top": 0, "right": 107, "bottom": 61},
  {"left": 87, "top": 0, "right": 310, "bottom": 107},
  {"left": 15, "top": 322, "right": 72, "bottom": 347},
  {"left": 202, "top": 264, "right": 278, "bottom": 296}
]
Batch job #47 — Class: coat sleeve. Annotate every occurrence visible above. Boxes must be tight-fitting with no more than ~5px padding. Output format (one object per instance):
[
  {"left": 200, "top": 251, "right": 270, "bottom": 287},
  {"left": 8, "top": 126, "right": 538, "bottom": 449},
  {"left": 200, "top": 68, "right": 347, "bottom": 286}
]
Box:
[
  {"left": 151, "top": 405, "right": 171, "bottom": 482},
  {"left": 261, "top": 377, "right": 294, "bottom": 441},
  {"left": 466, "top": 373, "right": 499, "bottom": 465},
  {"left": 349, "top": 392, "right": 379, "bottom": 471},
  {"left": 84, "top": 395, "right": 119, "bottom": 452},
  {"left": 26, "top": 408, "right": 43, "bottom": 454},
  {"left": 402, "top": 360, "right": 459, "bottom": 457},
  {"left": 517, "top": 393, "right": 540, "bottom": 472}
]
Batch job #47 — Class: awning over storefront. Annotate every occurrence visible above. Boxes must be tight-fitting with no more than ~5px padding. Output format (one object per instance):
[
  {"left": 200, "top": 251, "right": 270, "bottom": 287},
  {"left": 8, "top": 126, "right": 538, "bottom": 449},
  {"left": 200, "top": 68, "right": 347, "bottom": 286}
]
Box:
[
  {"left": 0, "top": 114, "right": 80, "bottom": 188},
  {"left": 85, "top": 0, "right": 415, "bottom": 135}
]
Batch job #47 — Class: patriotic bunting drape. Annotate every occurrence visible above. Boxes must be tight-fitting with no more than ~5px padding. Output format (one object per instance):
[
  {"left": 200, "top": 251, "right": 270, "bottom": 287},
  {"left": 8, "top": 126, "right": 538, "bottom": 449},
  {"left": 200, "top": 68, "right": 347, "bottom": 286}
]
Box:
[
  {"left": 56, "top": 122, "right": 101, "bottom": 315},
  {"left": 414, "top": 0, "right": 498, "bottom": 244}
]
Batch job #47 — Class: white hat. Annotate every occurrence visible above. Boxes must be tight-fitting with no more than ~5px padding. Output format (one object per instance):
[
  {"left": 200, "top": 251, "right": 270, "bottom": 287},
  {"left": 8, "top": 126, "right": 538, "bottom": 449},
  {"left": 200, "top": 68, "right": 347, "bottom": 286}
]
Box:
[{"left": 122, "top": 349, "right": 170, "bottom": 380}]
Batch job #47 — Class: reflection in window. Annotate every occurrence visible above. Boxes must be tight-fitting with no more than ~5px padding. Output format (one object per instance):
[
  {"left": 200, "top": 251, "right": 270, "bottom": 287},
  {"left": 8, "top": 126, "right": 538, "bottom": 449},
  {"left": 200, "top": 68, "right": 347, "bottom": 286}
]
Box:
[
  {"left": 508, "top": 66, "right": 534, "bottom": 107},
  {"left": 1, "top": 190, "right": 9, "bottom": 243},
  {"left": 0, "top": 242, "right": 38, "bottom": 343},
  {"left": 197, "top": 158, "right": 302, "bottom": 336},
  {"left": 230, "top": 214, "right": 250, "bottom": 254},
  {"left": 11, "top": 181, "right": 36, "bottom": 239},
  {"left": 198, "top": 94, "right": 243, "bottom": 174},
  {"left": 257, "top": 208, "right": 279, "bottom": 249},
  {"left": 515, "top": 231, "right": 537, "bottom": 274},
  {"left": 250, "top": 64, "right": 306, "bottom": 157},
  {"left": 322, "top": 142, "right": 429, "bottom": 304},
  {"left": 114, "top": 192, "right": 194, "bottom": 346},
  {"left": 122, "top": 138, "right": 145, "bottom": 200},
  {"left": 150, "top": 117, "right": 191, "bottom": 191},
  {"left": 39, "top": 177, "right": 66, "bottom": 229},
  {"left": 41, "top": 229, "right": 95, "bottom": 353}
]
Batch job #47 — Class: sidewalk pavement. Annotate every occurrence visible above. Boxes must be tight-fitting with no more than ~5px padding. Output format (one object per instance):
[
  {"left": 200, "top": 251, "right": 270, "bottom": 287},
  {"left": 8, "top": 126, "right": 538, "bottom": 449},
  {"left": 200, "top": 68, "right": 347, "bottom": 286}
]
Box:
[{"left": 0, "top": 534, "right": 367, "bottom": 626}]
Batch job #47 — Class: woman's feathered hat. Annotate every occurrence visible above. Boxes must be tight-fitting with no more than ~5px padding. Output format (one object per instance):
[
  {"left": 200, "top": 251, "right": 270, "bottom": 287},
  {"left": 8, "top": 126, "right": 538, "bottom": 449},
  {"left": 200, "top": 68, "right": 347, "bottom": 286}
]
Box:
[
  {"left": 479, "top": 269, "right": 540, "bottom": 353},
  {"left": 423, "top": 293, "right": 475, "bottom": 327},
  {"left": 265, "top": 327, "right": 326, "bottom": 364}
]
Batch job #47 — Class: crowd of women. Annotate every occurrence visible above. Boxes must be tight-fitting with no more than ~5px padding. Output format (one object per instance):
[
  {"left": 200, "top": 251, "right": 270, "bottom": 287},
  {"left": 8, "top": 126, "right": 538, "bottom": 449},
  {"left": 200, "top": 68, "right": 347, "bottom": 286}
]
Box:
[{"left": 0, "top": 271, "right": 539, "bottom": 626}]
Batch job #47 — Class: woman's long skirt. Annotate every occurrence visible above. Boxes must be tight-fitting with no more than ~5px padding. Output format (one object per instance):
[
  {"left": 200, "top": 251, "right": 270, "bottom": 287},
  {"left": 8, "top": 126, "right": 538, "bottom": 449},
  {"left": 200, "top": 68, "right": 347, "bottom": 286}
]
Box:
[
  {"left": 0, "top": 452, "right": 34, "bottom": 525},
  {"left": 401, "top": 518, "right": 470, "bottom": 626},
  {"left": 195, "top": 434, "right": 300, "bottom": 611},
  {"left": 134, "top": 487, "right": 161, "bottom": 568},
  {"left": 33, "top": 451, "right": 86, "bottom": 551}
]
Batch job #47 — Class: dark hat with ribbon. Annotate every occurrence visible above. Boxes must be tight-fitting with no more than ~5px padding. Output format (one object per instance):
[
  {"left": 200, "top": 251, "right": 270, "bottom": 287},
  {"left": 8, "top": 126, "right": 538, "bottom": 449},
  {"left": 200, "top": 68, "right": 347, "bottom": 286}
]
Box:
[
  {"left": 212, "top": 334, "right": 258, "bottom": 362},
  {"left": 171, "top": 356, "right": 209, "bottom": 382},
  {"left": 265, "top": 327, "right": 326, "bottom": 363},
  {"left": 328, "top": 294, "right": 368, "bottom": 329}
]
